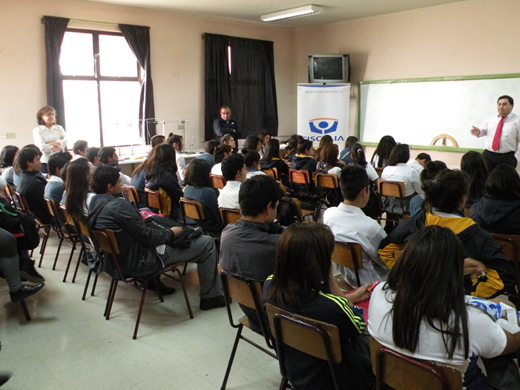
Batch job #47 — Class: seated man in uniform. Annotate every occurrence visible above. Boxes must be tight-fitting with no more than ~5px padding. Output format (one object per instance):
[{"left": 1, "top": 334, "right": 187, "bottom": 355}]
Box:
[{"left": 219, "top": 174, "right": 284, "bottom": 330}]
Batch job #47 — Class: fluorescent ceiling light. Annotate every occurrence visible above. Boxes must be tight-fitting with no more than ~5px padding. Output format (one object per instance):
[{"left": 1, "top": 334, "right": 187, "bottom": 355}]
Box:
[{"left": 261, "top": 5, "right": 324, "bottom": 22}]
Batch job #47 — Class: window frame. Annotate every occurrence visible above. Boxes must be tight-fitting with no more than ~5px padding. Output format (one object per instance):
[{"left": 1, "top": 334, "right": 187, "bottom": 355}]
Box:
[{"left": 61, "top": 28, "right": 142, "bottom": 147}]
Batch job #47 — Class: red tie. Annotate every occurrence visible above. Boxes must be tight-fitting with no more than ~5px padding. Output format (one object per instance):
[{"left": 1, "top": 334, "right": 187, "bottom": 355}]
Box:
[{"left": 492, "top": 116, "right": 506, "bottom": 151}]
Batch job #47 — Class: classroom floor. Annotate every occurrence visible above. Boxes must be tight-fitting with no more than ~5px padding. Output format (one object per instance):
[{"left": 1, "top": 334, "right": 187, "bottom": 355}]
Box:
[{"left": 0, "top": 234, "right": 281, "bottom": 390}]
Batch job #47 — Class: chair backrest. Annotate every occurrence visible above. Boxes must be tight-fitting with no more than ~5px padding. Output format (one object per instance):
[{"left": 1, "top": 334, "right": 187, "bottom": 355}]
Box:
[
  {"left": 145, "top": 188, "right": 171, "bottom": 216},
  {"left": 13, "top": 191, "right": 30, "bottom": 213},
  {"left": 331, "top": 242, "right": 363, "bottom": 287},
  {"left": 288, "top": 168, "right": 311, "bottom": 185},
  {"left": 369, "top": 337, "right": 462, "bottom": 390},
  {"left": 219, "top": 207, "right": 241, "bottom": 226},
  {"left": 122, "top": 186, "right": 139, "bottom": 208},
  {"left": 266, "top": 304, "right": 343, "bottom": 389},
  {"left": 211, "top": 174, "right": 226, "bottom": 190},
  {"left": 220, "top": 269, "right": 273, "bottom": 347},
  {"left": 377, "top": 179, "right": 406, "bottom": 198},
  {"left": 44, "top": 197, "right": 58, "bottom": 219},
  {"left": 489, "top": 232, "right": 520, "bottom": 296},
  {"left": 92, "top": 229, "right": 126, "bottom": 280},
  {"left": 179, "top": 197, "right": 206, "bottom": 222},
  {"left": 315, "top": 173, "right": 339, "bottom": 189},
  {"left": 4, "top": 184, "right": 14, "bottom": 206},
  {"left": 261, "top": 168, "right": 278, "bottom": 180}
]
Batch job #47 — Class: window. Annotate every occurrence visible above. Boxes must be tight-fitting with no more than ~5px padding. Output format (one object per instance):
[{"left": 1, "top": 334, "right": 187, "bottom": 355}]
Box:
[{"left": 60, "top": 30, "right": 142, "bottom": 147}]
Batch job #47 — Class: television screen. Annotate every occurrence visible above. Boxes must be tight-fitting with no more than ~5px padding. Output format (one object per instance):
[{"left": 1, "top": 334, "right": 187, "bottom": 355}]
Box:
[
  {"left": 313, "top": 57, "right": 343, "bottom": 80},
  {"left": 308, "top": 54, "right": 350, "bottom": 83}
]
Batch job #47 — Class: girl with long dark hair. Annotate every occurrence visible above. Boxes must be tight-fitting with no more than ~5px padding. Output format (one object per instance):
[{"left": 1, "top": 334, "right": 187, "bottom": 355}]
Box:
[
  {"left": 370, "top": 225, "right": 520, "bottom": 390},
  {"left": 144, "top": 143, "right": 182, "bottom": 218},
  {"left": 265, "top": 222, "right": 373, "bottom": 390}
]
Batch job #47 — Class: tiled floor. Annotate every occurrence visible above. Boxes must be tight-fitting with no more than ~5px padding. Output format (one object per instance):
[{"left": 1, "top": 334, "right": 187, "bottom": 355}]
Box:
[{"left": 0, "top": 234, "right": 281, "bottom": 389}]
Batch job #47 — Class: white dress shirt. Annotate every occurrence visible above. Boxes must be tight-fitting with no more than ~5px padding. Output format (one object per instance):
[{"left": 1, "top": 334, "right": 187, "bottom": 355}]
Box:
[
  {"left": 217, "top": 180, "right": 241, "bottom": 209},
  {"left": 381, "top": 163, "right": 423, "bottom": 197},
  {"left": 477, "top": 112, "right": 520, "bottom": 153},
  {"left": 32, "top": 125, "right": 67, "bottom": 163},
  {"left": 323, "top": 203, "right": 389, "bottom": 286}
]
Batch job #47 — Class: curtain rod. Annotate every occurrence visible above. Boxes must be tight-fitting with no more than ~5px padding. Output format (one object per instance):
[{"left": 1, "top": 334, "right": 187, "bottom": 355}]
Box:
[{"left": 41, "top": 17, "right": 118, "bottom": 26}]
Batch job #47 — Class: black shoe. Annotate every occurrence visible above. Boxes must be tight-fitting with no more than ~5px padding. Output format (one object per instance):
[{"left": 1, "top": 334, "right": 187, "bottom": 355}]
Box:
[
  {"left": 200, "top": 295, "right": 227, "bottom": 311},
  {"left": 10, "top": 283, "right": 44, "bottom": 303},
  {"left": 147, "top": 281, "right": 176, "bottom": 295},
  {"left": 0, "top": 371, "right": 12, "bottom": 386},
  {"left": 19, "top": 259, "right": 45, "bottom": 284}
]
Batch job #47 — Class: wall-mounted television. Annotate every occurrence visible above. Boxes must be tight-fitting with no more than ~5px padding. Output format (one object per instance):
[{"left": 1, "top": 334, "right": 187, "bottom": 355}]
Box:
[{"left": 308, "top": 54, "right": 350, "bottom": 83}]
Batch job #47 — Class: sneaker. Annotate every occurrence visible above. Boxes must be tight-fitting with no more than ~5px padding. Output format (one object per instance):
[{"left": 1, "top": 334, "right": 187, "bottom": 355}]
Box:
[
  {"left": 200, "top": 295, "right": 227, "bottom": 311},
  {"left": 19, "top": 260, "right": 45, "bottom": 284}
]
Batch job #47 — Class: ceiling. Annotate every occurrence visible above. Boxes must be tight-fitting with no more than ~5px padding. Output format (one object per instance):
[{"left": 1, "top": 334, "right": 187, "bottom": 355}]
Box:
[{"left": 72, "top": 0, "right": 473, "bottom": 29}]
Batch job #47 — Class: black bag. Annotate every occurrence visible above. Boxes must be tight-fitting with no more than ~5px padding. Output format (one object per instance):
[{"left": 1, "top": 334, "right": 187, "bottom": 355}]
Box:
[
  {"left": 0, "top": 199, "right": 40, "bottom": 250},
  {"left": 144, "top": 215, "right": 201, "bottom": 249}
]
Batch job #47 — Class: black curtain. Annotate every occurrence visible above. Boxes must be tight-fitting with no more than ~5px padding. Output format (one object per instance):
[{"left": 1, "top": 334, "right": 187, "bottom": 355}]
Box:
[
  {"left": 119, "top": 24, "right": 156, "bottom": 143},
  {"left": 204, "top": 33, "right": 278, "bottom": 141},
  {"left": 43, "top": 16, "right": 69, "bottom": 130},
  {"left": 204, "top": 34, "right": 232, "bottom": 141}
]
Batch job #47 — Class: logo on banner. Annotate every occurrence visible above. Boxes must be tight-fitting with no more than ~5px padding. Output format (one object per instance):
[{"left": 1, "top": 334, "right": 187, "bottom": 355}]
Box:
[{"left": 309, "top": 118, "right": 339, "bottom": 135}]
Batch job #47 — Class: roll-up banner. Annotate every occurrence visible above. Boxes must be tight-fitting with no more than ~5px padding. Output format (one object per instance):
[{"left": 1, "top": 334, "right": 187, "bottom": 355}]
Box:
[{"left": 297, "top": 83, "right": 350, "bottom": 143}]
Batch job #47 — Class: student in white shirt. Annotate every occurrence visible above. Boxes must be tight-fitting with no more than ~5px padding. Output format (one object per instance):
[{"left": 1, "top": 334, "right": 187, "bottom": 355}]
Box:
[
  {"left": 218, "top": 154, "right": 247, "bottom": 209},
  {"left": 323, "top": 164, "right": 389, "bottom": 286}
]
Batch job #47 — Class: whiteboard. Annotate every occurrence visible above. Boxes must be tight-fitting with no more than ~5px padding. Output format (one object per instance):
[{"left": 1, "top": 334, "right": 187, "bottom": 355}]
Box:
[{"left": 358, "top": 74, "right": 520, "bottom": 150}]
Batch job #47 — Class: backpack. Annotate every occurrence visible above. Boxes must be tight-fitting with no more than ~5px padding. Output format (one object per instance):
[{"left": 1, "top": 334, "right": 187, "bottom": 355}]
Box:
[{"left": 0, "top": 199, "right": 40, "bottom": 250}]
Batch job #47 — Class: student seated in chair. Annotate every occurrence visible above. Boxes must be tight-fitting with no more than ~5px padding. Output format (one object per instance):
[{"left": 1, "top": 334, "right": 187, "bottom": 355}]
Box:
[
  {"left": 88, "top": 165, "right": 226, "bottom": 310},
  {"left": 323, "top": 165, "right": 389, "bottom": 287},
  {"left": 217, "top": 154, "right": 247, "bottom": 210},
  {"left": 264, "top": 222, "right": 374, "bottom": 390},
  {"left": 16, "top": 145, "right": 51, "bottom": 224},
  {"left": 219, "top": 174, "right": 284, "bottom": 331}
]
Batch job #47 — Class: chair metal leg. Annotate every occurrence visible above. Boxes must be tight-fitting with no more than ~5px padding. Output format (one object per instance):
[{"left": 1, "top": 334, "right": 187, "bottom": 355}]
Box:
[
  {"left": 82, "top": 269, "right": 93, "bottom": 300},
  {"left": 132, "top": 285, "right": 149, "bottom": 340},
  {"left": 19, "top": 299, "right": 31, "bottom": 321},
  {"left": 52, "top": 236, "right": 65, "bottom": 271},
  {"left": 182, "top": 262, "right": 188, "bottom": 275},
  {"left": 37, "top": 226, "right": 51, "bottom": 268},
  {"left": 104, "top": 279, "right": 118, "bottom": 319},
  {"left": 71, "top": 246, "right": 84, "bottom": 283},
  {"left": 279, "top": 377, "right": 289, "bottom": 390},
  {"left": 220, "top": 325, "right": 244, "bottom": 390},
  {"left": 91, "top": 273, "right": 99, "bottom": 296},
  {"left": 62, "top": 240, "right": 78, "bottom": 282},
  {"left": 172, "top": 267, "right": 194, "bottom": 319}
]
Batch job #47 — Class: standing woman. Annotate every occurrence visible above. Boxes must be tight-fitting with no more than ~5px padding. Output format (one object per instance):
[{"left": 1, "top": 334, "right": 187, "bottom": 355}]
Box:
[{"left": 33, "top": 106, "right": 67, "bottom": 174}]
